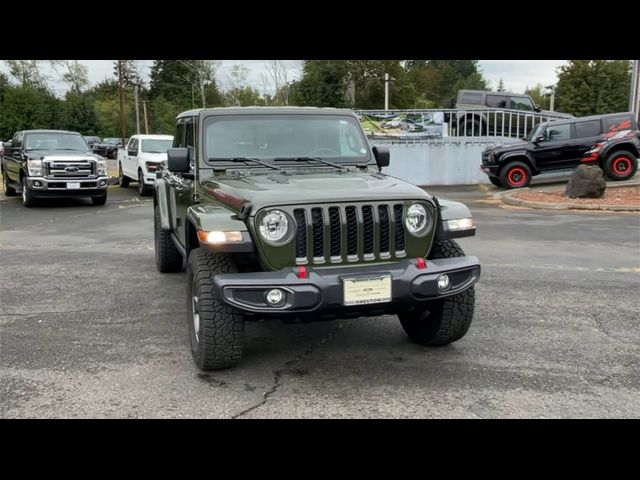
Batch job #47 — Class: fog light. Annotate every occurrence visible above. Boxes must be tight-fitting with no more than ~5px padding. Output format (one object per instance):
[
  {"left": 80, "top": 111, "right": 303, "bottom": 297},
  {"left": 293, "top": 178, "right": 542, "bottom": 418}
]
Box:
[
  {"left": 34, "top": 181, "right": 42, "bottom": 187},
  {"left": 100, "top": 180, "right": 107, "bottom": 186},
  {"left": 265, "top": 289, "right": 285, "bottom": 306},
  {"left": 437, "top": 274, "right": 451, "bottom": 291}
]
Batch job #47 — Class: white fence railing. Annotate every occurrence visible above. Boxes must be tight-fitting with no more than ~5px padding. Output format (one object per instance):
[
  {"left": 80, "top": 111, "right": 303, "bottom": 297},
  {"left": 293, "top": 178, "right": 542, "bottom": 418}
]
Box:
[{"left": 356, "top": 108, "right": 572, "bottom": 144}]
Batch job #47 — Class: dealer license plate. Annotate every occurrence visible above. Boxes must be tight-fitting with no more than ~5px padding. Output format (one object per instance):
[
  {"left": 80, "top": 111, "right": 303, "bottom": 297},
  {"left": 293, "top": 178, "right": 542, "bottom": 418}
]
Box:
[
  {"left": 66, "top": 182, "right": 81, "bottom": 189},
  {"left": 342, "top": 275, "right": 392, "bottom": 306}
]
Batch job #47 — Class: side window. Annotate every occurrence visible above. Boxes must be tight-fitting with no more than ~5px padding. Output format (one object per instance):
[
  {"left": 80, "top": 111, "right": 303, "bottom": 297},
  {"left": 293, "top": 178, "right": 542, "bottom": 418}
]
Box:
[
  {"left": 575, "top": 120, "right": 602, "bottom": 138},
  {"left": 460, "top": 93, "right": 482, "bottom": 105},
  {"left": 545, "top": 123, "right": 571, "bottom": 142},
  {"left": 175, "top": 122, "right": 185, "bottom": 148},
  {"left": 128, "top": 138, "right": 138, "bottom": 152},
  {"left": 486, "top": 94, "right": 507, "bottom": 108},
  {"left": 603, "top": 115, "right": 634, "bottom": 132},
  {"left": 510, "top": 97, "right": 534, "bottom": 111},
  {"left": 13, "top": 132, "right": 23, "bottom": 148}
]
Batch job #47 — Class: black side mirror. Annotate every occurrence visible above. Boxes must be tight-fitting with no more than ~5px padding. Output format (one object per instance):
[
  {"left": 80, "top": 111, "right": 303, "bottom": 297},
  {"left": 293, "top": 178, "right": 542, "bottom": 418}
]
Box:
[
  {"left": 533, "top": 135, "right": 545, "bottom": 144},
  {"left": 127, "top": 149, "right": 137, "bottom": 156},
  {"left": 3, "top": 141, "right": 13, "bottom": 149},
  {"left": 167, "top": 148, "right": 191, "bottom": 173},
  {"left": 372, "top": 145, "right": 390, "bottom": 169},
  {"left": 533, "top": 105, "right": 541, "bottom": 112}
]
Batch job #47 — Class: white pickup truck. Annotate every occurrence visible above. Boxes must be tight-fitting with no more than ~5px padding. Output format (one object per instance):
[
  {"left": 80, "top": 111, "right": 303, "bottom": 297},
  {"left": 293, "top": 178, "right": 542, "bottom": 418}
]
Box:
[{"left": 117, "top": 134, "right": 174, "bottom": 196}]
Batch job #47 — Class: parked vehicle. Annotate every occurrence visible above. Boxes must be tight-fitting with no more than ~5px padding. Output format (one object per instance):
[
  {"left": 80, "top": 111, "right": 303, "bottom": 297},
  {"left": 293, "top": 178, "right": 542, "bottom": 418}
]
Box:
[
  {"left": 444, "top": 89, "right": 572, "bottom": 136},
  {"left": 92, "top": 137, "right": 122, "bottom": 159},
  {"left": 1, "top": 130, "right": 108, "bottom": 207},
  {"left": 117, "top": 134, "right": 174, "bottom": 196},
  {"left": 84, "top": 135, "right": 102, "bottom": 148},
  {"left": 154, "top": 107, "right": 480, "bottom": 370},
  {"left": 480, "top": 112, "right": 640, "bottom": 188}
]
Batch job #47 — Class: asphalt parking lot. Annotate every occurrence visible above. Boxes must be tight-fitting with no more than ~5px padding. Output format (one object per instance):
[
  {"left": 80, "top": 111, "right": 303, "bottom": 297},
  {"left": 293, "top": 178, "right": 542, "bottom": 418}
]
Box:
[{"left": 1, "top": 183, "right": 639, "bottom": 418}]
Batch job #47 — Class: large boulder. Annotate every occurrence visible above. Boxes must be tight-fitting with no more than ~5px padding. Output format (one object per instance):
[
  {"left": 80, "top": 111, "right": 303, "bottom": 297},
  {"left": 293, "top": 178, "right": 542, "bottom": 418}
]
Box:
[{"left": 565, "top": 165, "right": 606, "bottom": 199}]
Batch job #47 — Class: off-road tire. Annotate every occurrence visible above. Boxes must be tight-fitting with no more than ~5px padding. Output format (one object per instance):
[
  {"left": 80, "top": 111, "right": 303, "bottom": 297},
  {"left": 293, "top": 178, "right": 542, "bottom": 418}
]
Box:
[
  {"left": 118, "top": 163, "right": 130, "bottom": 188},
  {"left": 21, "top": 177, "right": 36, "bottom": 207},
  {"left": 488, "top": 176, "right": 502, "bottom": 187},
  {"left": 500, "top": 160, "right": 532, "bottom": 189},
  {"left": 2, "top": 169, "right": 17, "bottom": 196},
  {"left": 138, "top": 169, "right": 152, "bottom": 196},
  {"left": 398, "top": 240, "right": 475, "bottom": 346},
  {"left": 603, "top": 150, "right": 638, "bottom": 181},
  {"left": 92, "top": 193, "right": 107, "bottom": 205},
  {"left": 187, "top": 248, "right": 245, "bottom": 370},
  {"left": 154, "top": 205, "right": 183, "bottom": 273}
]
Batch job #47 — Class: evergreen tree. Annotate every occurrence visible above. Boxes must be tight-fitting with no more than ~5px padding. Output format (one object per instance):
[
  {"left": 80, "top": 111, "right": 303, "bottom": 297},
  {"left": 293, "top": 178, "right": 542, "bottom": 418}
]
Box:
[{"left": 555, "top": 60, "right": 631, "bottom": 116}]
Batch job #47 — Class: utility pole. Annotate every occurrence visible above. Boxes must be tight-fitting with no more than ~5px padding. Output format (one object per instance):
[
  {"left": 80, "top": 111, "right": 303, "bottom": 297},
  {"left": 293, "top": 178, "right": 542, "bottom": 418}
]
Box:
[
  {"left": 384, "top": 73, "right": 389, "bottom": 111},
  {"left": 143, "top": 101, "right": 149, "bottom": 134},
  {"left": 630, "top": 60, "right": 639, "bottom": 121},
  {"left": 134, "top": 84, "right": 140, "bottom": 135},
  {"left": 546, "top": 84, "right": 556, "bottom": 112},
  {"left": 117, "top": 60, "right": 126, "bottom": 147}
]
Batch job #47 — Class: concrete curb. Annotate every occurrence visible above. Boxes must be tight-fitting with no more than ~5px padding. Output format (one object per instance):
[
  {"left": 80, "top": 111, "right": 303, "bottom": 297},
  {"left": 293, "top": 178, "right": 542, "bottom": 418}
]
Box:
[{"left": 501, "top": 187, "right": 640, "bottom": 212}]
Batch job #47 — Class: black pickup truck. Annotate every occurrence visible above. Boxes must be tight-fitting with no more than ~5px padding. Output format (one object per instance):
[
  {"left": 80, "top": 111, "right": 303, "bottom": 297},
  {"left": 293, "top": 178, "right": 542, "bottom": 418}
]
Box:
[
  {"left": 1, "top": 129, "right": 109, "bottom": 206},
  {"left": 481, "top": 112, "right": 640, "bottom": 188}
]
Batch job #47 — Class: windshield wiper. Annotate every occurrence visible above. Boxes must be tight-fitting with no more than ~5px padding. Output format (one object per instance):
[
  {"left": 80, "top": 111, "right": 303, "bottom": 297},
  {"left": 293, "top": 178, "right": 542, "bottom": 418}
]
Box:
[
  {"left": 273, "top": 156, "right": 347, "bottom": 170},
  {"left": 208, "top": 157, "right": 282, "bottom": 171}
]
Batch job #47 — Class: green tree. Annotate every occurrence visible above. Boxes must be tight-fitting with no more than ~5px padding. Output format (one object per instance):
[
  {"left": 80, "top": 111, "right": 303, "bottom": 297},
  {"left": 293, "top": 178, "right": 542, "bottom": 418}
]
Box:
[
  {"left": 497, "top": 78, "right": 505, "bottom": 92},
  {"left": 60, "top": 92, "right": 99, "bottom": 135},
  {"left": 524, "top": 83, "right": 551, "bottom": 110},
  {"left": 406, "top": 60, "right": 488, "bottom": 107},
  {"left": 555, "top": 60, "right": 631, "bottom": 116},
  {"left": 4, "top": 60, "right": 49, "bottom": 88},
  {"left": 50, "top": 60, "right": 90, "bottom": 93},
  {"left": 0, "top": 85, "right": 61, "bottom": 139}
]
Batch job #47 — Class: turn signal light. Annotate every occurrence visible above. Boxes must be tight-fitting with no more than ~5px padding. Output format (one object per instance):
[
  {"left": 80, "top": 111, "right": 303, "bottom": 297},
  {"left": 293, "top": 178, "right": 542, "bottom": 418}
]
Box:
[
  {"left": 197, "top": 230, "right": 243, "bottom": 244},
  {"left": 416, "top": 257, "right": 426, "bottom": 269}
]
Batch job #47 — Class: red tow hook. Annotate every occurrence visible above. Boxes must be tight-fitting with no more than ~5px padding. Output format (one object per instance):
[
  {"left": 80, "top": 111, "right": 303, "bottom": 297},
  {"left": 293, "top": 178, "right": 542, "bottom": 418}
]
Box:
[
  {"left": 297, "top": 266, "right": 308, "bottom": 279},
  {"left": 416, "top": 257, "right": 426, "bottom": 269}
]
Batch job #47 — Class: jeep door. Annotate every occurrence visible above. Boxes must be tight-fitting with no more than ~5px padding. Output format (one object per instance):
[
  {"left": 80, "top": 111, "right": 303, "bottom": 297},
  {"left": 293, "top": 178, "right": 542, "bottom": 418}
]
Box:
[
  {"left": 572, "top": 119, "right": 603, "bottom": 166},
  {"left": 508, "top": 96, "right": 536, "bottom": 138},
  {"left": 531, "top": 122, "right": 574, "bottom": 171},
  {"left": 485, "top": 94, "right": 508, "bottom": 136},
  {"left": 124, "top": 137, "right": 139, "bottom": 179},
  {"left": 167, "top": 117, "right": 196, "bottom": 245}
]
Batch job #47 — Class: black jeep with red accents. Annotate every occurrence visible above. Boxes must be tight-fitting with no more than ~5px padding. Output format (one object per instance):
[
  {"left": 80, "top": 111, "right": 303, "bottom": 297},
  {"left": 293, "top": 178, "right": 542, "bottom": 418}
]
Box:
[{"left": 481, "top": 112, "right": 640, "bottom": 188}]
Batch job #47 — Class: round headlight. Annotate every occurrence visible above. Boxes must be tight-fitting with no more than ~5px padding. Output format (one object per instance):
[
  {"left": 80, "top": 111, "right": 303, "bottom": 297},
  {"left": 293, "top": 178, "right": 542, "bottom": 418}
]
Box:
[
  {"left": 258, "top": 210, "right": 294, "bottom": 246},
  {"left": 405, "top": 204, "right": 432, "bottom": 236}
]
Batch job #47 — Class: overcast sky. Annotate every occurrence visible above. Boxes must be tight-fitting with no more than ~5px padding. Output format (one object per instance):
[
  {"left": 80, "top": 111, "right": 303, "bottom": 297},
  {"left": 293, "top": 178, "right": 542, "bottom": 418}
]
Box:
[{"left": 1, "top": 60, "right": 567, "bottom": 97}]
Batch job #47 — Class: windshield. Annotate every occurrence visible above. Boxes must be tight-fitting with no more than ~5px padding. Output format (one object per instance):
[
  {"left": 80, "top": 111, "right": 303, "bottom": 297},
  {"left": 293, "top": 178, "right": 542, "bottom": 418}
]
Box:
[
  {"left": 526, "top": 122, "right": 547, "bottom": 141},
  {"left": 141, "top": 138, "right": 173, "bottom": 153},
  {"left": 103, "top": 138, "right": 120, "bottom": 145},
  {"left": 204, "top": 114, "right": 371, "bottom": 165},
  {"left": 25, "top": 133, "right": 90, "bottom": 151}
]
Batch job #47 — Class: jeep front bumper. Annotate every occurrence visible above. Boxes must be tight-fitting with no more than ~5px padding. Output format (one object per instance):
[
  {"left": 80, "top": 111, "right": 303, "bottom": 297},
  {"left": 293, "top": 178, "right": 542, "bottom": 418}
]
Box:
[{"left": 212, "top": 256, "right": 480, "bottom": 316}]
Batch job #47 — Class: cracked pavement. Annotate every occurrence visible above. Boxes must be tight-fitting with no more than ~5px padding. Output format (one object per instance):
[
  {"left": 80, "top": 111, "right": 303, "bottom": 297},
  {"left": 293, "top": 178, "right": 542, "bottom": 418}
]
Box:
[{"left": 1, "top": 184, "right": 639, "bottom": 418}]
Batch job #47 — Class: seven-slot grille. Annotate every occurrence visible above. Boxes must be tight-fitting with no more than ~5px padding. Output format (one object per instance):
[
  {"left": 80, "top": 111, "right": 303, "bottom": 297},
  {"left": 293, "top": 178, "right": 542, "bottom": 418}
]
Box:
[
  {"left": 294, "top": 203, "right": 408, "bottom": 265},
  {"left": 46, "top": 160, "right": 95, "bottom": 178}
]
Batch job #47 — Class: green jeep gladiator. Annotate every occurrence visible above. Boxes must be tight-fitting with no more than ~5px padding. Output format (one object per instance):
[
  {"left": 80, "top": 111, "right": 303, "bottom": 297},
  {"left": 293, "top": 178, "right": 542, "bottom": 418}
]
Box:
[{"left": 154, "top": 107, "right": 480, "bottom": 370}]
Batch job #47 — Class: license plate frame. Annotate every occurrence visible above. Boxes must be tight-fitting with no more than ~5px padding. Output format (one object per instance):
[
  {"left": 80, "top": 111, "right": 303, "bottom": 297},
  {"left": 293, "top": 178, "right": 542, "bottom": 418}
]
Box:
[{"left": 342, "top": 275, "right": 392, "bottom": 306}]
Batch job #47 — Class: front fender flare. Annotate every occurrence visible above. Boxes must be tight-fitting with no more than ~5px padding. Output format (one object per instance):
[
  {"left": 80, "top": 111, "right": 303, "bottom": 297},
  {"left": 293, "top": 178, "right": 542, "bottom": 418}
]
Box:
[
  {"left": 433, "top": 197, "right": 476, "bottom": 240},
  {"left": 154, "top": 179, "right": 171, "bottom": 230},
  {"left": 499, "top": 151, "right": 538, "bottom": 174}
]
